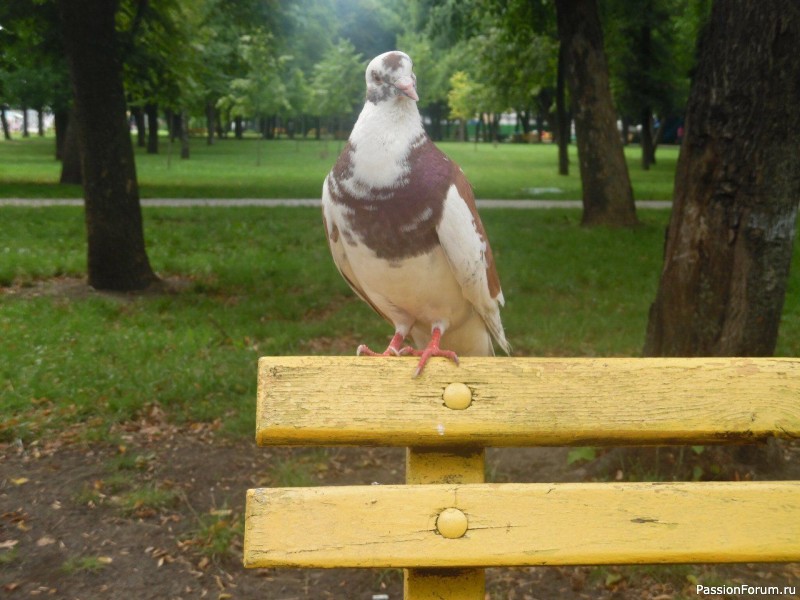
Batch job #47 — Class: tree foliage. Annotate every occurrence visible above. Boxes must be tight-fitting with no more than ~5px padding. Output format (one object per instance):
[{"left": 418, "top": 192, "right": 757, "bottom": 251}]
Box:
[
  {"left": 219, "top": 30, "right": 291, "bottom": 121},
  {"left": 1, "top": 0, "right": 711, "bottom": 148},
  {"left": 310, "top": 39, "right": 364, "bottom": 125}
]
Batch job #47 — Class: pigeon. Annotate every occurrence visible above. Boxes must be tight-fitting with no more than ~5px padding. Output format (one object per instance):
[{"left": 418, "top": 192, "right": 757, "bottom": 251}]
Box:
[{"left": 321, "top": 50, "right": 509, "bottom": 377}]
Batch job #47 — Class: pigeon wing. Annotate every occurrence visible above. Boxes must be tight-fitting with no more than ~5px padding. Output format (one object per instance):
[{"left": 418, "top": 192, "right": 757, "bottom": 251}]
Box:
[{"left": 435, "top": 167, "right": 510, "bottom": 354}]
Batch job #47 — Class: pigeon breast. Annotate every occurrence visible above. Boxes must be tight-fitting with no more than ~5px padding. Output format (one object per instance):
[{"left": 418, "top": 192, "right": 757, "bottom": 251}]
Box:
[{"left": 326, "top": 133, "right": 454, "bottom": 262}]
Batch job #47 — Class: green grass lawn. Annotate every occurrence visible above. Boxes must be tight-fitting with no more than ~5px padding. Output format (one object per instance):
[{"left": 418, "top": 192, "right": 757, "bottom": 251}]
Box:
[
  {"left": 2, "top": 135, "right": 797, "bottom": 444},
  {"left": 0, "top": 134, "right": 678, "bottom": 200},
  {"left": 3, "top": 205, "right": 800, "bottom": 444}
]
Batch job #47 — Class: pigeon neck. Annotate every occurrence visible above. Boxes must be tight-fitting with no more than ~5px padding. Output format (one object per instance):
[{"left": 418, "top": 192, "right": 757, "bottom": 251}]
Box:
[
  {"left": 344, "top": 99, "right": 426, "bottom": 191},
  {"left": 353, "top": 98, "right": 423, "bottom": 141}
]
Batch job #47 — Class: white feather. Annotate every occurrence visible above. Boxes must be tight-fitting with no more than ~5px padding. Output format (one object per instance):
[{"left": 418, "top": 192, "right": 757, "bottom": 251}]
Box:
[{"left": 437, "top": 184, "right": 510, "bottom": 354}]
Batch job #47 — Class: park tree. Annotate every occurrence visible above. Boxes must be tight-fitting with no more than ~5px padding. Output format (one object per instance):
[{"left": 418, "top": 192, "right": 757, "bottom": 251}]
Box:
[
  {"left": 555, "top": 0, "right": 638, "bottom": 227},
  {"left": 310, "top": 39, "right": 364, "bottom": 138},
  {"left": 120, "top": 0, "right": 187, "bottom": 155},
  {"left": 396, "top": 32, "right": 455, "bottom": 141},
  {"left": 58, "top": 0, "right": 158, "bottom": 291},
  {"left": 447, "top": 69, "right": 486, "bottom": 142},
  {"left": 644, "top": 0, "right": 800, "bottom": 357},
  {"left": 603, "top": 0, "right": 702, "bottom": 169},
  {"left": 219, "top": 29, "right": 291, "bottom": 161},
  {"left": 476, "top": 0, "right": 557, "bottom": 142},
  {"left": 0, "top": 1, "right": 72, "bottom": 152}
]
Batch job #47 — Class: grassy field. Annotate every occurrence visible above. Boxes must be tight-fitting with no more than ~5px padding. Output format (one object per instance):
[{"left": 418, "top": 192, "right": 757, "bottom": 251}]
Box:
[
  {"left": 3, "top": 203, "right": 800, "bottom": 444},
  {"left": 2, "top": 134, "right": 799, "bottom": 442},
  {"left": 0, "top": 134, "right": 678, "bottom": 200}
]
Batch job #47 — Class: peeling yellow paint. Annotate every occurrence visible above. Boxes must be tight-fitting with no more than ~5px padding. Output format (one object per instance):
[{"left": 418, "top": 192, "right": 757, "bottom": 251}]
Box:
[{"left": 244, "top": 356, "right": 800, "bottom": 599}]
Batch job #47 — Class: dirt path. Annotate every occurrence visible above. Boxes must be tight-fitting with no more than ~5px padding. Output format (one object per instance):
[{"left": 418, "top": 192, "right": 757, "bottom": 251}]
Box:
[{"left": 2, "top": 417, "right": 798, "bottom": 599}]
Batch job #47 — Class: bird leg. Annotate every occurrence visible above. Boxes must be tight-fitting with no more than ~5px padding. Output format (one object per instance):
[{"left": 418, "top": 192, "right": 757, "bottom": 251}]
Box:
[
  {"left": 410, "top": 326, "right": 459, "bottom": 378},
  {"left": 357, "top": 331, "right": 413, "bottom": 357}
]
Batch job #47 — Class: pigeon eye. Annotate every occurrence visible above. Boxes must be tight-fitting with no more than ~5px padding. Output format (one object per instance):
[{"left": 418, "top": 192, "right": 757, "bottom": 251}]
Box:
[{"left": 372, "top": 72, "right": 382, "bottom": 84}]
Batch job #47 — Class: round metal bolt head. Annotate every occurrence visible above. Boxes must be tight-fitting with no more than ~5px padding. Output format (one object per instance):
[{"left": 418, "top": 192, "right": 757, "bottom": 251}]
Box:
[
  {"left": 436, "top": 507, "right": 468, "bottom": 539},
  {"left": 443, "top": 382, "right": 472, "bottom": 410}
]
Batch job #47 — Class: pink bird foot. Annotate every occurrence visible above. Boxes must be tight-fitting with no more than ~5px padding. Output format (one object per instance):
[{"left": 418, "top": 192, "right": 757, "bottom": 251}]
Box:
[
  {"left": 356, "top": 331, "right": 413, "bottom": 357},
  {"left": 409, "top": 327, "right": 459, "bottom": 378}
]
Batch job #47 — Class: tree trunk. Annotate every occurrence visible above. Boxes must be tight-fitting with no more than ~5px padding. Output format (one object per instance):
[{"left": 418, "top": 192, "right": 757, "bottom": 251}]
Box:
[
  {"left": 644, "top": 1, "right": 800, "bottom": 357},
  {"left": 179, "top": 110, "right": 190, "bottom": 159},
  {"left": 58, "top": 0, "right": 157, "bottom": 291},
  {"left": 555, "top": 0, "right": 638, "bottom": 227},
  {"left": 59, "top": 107, "right": 82, "bottom": 184},
  {"left": 22, "top": 106, "right": 30, "bottom": 137},
  {"left": 37, "top": 109, "right": 45, "bottom": 136},
  {"left": 54, "top": 109, "right": 68, "bottom": 160},
  {"left": 234, "top": 116, "right": 243, "bottom": 139},
  {"left": 428, "top": 102, "right": 443, "bottom": 141},
  {"left": 131, "top": 105, "right": 146, "bottom": 147},
  {"left": 205, "top": 101, "right": 215, "bottom": 146},
  {"left": 0, "top": 106, "right": 10, "bottom": 140},
  {"left": 621, "top": 116, "right": 631, "bottom": 146},
  {"left": 216, "top": 111, "right": 224, "bottom": 139},
  {"left": 145, "top": 103, "right": 159, "bottom": 154},
  {"left": 555, "top": 43, "right": 569, "bottom": 176},
  {"left": 640, "top": 106, "right": 654, "bottom": 170},
  {"left": 518, "top": 109, "right": 531, "bottom": 135},
  {"left": 165, "top": 108, "right": 175, "bottom": 141}
]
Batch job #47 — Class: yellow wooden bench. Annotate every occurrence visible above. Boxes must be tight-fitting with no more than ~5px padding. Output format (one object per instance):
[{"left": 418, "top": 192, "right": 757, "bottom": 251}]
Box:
[{"left": 244, "top": 357, "right": 800, "bottom": 598}]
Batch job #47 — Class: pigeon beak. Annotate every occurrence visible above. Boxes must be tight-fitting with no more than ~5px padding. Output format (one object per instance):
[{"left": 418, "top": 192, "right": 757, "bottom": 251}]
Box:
[{"left": 394, "top": 75, "right": 419, "bottom": 102}]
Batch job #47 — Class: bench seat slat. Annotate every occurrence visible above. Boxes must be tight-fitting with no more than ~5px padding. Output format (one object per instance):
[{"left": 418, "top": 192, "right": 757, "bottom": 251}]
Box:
[{"left": 244, "top": 481, "right": 800, "bottom": 568}]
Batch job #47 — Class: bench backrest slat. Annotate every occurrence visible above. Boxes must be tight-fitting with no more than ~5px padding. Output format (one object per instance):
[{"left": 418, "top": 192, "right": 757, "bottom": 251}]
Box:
[{"left": 257, "top": 357, "right": 800, "bottom": 447}]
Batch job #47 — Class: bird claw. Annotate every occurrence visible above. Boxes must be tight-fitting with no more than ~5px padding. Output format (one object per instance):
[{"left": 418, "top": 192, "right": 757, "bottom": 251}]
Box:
[
  {"left": 357, "top": 329, "right": 459, "bottom": 378},
  {"left": 356, "top": 344, "right": 402, "bottom": 357},
  {"left": 413, "top": 347, "right": 459, "bottom": 378},
  {"left": 357, "top": 344, "right": 381, "bottom": 356}
]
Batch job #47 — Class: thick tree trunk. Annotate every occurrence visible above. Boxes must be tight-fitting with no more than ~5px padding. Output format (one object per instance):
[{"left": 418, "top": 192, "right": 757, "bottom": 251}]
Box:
[
  {"left": 58, "top": 0, "right": 157, "bottom": 291},
  {"left": 555, "top": 43, "right": 569, "bottom": 176},
  {"left": 556, "top": 0, "right": 638, "bottom": 226},
  {"left": 59, "top": 107, "right": 82, "bottom": 185},
  {"left": 37, "top": 109, "right": 45, "bottom": 136},
  {"left": 644, "top": 1, "right": 800, "bottom": 356},
  {"left": 145, "top": 103, "right": 159, "bottom": 154}
]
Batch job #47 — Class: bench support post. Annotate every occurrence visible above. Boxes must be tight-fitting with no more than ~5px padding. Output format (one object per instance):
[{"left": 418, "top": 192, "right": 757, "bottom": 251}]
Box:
[{"left": 404, "top": 447, "right": 485, "bottom": 599}]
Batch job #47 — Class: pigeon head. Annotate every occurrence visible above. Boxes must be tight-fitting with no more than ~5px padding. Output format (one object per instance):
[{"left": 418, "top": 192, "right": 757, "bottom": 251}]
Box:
[{"left": 365, "top": 51, "right": 418, "bottom": 104}]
